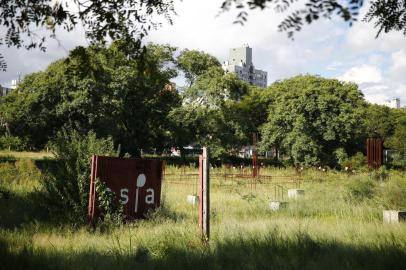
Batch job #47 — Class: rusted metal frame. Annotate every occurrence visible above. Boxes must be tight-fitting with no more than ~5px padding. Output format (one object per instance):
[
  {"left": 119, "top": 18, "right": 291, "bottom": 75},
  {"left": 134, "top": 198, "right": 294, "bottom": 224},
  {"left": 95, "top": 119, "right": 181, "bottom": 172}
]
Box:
[{"left": 88, "top": 155, "right": 98, "bottom": 223}]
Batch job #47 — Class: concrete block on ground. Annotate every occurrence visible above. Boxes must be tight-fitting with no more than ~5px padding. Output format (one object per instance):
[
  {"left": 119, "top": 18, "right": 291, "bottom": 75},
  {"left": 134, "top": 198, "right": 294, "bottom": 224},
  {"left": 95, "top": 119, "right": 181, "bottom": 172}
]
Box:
[
  {"left": 288, "top": 189, "right": 305, "bottom": 199},
  {"left": 383, "top": 210, "right": 406, "bottom": 224},
  {"left": 187, "top": 195, "right": 199, "bottom": 206},
  {"left": 269, "top": 201, "right": 288, "bottom": 211}
]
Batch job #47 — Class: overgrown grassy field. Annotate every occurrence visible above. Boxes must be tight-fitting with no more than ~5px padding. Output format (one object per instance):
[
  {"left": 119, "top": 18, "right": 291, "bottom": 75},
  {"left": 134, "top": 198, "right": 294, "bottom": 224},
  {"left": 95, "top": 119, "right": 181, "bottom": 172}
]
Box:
[
  {"left": 1, "top": 160, "right": 405, "bottom": 270},
  {"left": 0, "top": 150, "right": 53, "bottom": 160}
]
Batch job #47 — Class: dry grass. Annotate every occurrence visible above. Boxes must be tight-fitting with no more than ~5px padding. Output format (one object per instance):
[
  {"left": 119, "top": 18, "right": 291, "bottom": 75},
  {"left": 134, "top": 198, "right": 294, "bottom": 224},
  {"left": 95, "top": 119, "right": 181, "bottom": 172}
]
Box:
[
  {"left": 0, "top": 164, "right": 405, "bottom": 270},
  {"left": 0, "top": 150, "right": 53, "bottom": 160}
]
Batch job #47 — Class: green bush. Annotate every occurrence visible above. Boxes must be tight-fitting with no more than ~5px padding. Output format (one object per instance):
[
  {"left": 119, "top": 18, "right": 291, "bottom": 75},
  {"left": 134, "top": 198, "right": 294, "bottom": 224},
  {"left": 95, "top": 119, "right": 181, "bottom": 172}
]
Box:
[
  {"left": 379, "top": 175, "right": 406, "bottom": 209},
  {"left": 0, "top": 136, "right": 27, "bottom": 151},
  {"left": 42, "top": 129, "right": 115, "bottom": 223},
  {"left": 334, "top": 148, "right": 348, "bottom": 169},
  {"left": 95, "top": 179, "right": 124, "bottom": 227},
  {"left": 346, "top": 178, "right": 375, "bottom": 202},
  {"left": 343, "top": 152, "right": 367, "bottom": 171},
  {"left": 369, "top": 166, "right": 389, "bottom": 181},
  {"left": 388, "top": 151, "right": 406, "bottom": 169},
  {"left": 0, "top": 159, "right": 41, "bottom": 186},
  {"left": 0, "top": 162, "right": 18, "bottom": 186}
]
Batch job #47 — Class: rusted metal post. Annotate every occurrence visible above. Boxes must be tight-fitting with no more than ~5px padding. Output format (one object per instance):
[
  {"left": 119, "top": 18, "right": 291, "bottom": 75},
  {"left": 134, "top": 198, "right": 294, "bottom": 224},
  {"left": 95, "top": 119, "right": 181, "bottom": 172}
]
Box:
[
  {"left": 198, "top": 147, "right": 210, "bottom": 241},
  {"left": 252, "top": 133, "right": 258, "bottom": 191}
]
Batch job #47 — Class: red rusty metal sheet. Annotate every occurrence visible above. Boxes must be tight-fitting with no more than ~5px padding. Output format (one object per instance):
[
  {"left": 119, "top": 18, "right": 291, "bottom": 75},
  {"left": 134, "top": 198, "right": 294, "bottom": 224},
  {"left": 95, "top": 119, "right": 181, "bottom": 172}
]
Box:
[
  {"left": 88, "top": 155, "right": 163, "bottom": 222},
  {"left": 367, "top": 138, "right": 383, "bottom": 169}
]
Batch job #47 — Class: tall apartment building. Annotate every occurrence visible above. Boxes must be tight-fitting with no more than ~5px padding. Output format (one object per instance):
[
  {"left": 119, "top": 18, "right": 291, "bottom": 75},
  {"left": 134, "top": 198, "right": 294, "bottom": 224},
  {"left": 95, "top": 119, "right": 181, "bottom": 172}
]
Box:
[{"left": 222, "top": 44, "right": 267, "bottom": 88}]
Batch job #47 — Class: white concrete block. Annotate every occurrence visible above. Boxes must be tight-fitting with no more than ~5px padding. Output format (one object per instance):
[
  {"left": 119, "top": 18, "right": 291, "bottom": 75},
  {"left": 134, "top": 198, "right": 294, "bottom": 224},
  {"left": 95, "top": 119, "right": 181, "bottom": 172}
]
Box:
[
  {"left": 269, "top": 201, "right": 288, "bottom": 211},
  {"left": 187, "top": 195, "right": 199, "bottom": 206},
  {"left": 383, "top": 210, "right": 406, "bottom": 224},
  {"left": 288, "top": 189, "right": 305, "bottom": 199}
]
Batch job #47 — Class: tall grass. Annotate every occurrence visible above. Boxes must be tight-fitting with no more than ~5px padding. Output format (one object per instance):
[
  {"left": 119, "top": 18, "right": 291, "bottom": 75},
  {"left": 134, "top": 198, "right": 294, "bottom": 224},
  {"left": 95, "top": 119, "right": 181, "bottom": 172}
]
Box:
[
  {"left": 0, "top": 150, "right": 53, "bottom": 160},
  {"left": 0, "top": 163, "right": 405, "bottom": 269}
]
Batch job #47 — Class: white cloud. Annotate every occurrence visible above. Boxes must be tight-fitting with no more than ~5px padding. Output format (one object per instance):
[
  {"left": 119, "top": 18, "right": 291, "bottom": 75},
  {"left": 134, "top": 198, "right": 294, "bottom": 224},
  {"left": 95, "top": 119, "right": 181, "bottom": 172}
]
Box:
[
  {"left": 337, "top": 64, "right": 383, "bottom": 84},
  {"left": 364, "top": 93, "right": 391, "bottom": 105},
  {"left": 1, "top": 25, "right": 87, "bottom": 87},
  {"left": 336, "top": 54, "right": 406, "bottom": 107},
  {"left": 367, "top": 54, "right": 385, "bottom": 66},
  {"left": 390, "top": 50, "right": 406, "bottom": 82},
  {"left": 326, "top": 61, "right": 344, "bottom": 71},
  {"left": 345, "top": 1, "right": 406, "bottom": 55}
]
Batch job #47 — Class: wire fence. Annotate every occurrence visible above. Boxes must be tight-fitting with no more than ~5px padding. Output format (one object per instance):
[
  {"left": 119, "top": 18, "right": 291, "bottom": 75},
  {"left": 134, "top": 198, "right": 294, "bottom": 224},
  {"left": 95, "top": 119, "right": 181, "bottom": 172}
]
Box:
[{"left": 162, "top": 165, "right": 303, "bottom": 200}]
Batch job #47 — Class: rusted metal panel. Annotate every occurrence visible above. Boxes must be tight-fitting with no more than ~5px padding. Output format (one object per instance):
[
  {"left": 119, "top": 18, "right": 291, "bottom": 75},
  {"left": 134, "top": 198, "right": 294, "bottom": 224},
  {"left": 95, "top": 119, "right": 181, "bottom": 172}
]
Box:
[
  {"left": 88, "top": 155, "right": 163, "bottom": 223},
  {"left": 367, "top": 138, "right": 383, "bottom": 169}
]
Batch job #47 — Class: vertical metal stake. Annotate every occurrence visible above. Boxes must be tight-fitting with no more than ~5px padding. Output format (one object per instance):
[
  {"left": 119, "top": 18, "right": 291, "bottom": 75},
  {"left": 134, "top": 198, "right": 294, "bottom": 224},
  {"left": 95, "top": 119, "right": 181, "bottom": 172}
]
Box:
[{"left": 199, "top": 147, "right": 210, "bottom": 241}]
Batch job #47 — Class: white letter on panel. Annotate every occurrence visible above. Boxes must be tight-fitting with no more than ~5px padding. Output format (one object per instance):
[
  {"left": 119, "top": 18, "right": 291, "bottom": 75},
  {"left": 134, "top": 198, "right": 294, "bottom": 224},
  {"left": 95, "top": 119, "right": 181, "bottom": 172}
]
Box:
[{"left": 145, "top": 188, "right": 155, "bottom": 204}]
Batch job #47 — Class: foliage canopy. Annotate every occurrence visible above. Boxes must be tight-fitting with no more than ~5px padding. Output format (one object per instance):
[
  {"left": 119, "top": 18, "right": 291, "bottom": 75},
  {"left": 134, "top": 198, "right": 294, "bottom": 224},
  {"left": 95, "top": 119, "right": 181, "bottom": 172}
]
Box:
[
  {"left": 0, "top": 42, "right": 180, "bottom": 155},
  {"left": 1, "top": 0, "right": 405, "bottom": 70},
  {"left": 259, "top": 75, "right": 366, "bottom": 166},
  {"left": 220, "top": 0, "right": 406, "bottom": 39}
]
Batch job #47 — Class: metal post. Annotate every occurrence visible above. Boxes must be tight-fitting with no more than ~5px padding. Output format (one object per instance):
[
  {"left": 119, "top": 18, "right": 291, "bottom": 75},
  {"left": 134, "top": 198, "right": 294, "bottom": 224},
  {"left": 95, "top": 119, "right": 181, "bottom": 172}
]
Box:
[
  {"left": 198, "top": 147, "right": 210, "bottom": 241},
  {"left": 252, "top": 133, "right": 258, "bottom": 191},
  {"left": 252, "top": 133, "right": 258, "bottom": 178}
]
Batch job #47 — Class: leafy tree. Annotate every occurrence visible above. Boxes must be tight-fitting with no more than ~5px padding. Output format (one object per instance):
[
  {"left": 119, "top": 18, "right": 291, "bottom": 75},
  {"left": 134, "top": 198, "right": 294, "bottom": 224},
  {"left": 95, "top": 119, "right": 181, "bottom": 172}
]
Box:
[
  {"left": 183, "top": 66, "right": 249, "bottom": 107},
  {"left": 363, "top": 104, "right": 395, "bottom": 139},
  {"left": 177, "top": 49, "right": 221, "bottom": 87},
  {"left": 0, "top": 61, "right": 67, "bottom": 147},
  {"left": 231, "top": 86, "right": 274, "bottom": 139},
  {"left": 0, "top": 0, "right": 175, "bottom": 69},
  {"left": 260, "top": 75, "right": 366, "bottom": 167},
  {"left": 365, "top": 0, "right": 406, "bottom": 37},
  {"left": 0, "top": 42, "right": 181, "bottom": 155},
  {"left": 2, "top": 0, "right": 405, "bottom": 71},
  {"left": 385, "top": 114, "right": 406, "bottom": 168},
  {"left": 169, "top": 66, "right": 251, "bottom": 156},
  {"left": 220, "top": 0, "right": 406, "bottom": 38}
]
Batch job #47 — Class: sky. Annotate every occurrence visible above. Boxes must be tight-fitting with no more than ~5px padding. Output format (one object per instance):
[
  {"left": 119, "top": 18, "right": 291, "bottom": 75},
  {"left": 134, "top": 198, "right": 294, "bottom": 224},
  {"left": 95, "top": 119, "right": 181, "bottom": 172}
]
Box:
[{"left": 1, "top": 0, "right": 406, "bottom": 106}]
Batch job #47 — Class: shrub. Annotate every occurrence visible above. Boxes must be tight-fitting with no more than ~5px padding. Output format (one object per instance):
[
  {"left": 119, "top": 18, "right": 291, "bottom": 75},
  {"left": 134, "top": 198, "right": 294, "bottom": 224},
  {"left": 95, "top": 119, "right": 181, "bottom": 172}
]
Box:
[
  {"left": 369, "top": 166, "right": 389, "bottom": 181},
  {"left": 0, "top": 162, "right": 18, "bottom": 186},
  {"left": 343, "top": 152, "right": 367, "bottom": 171},
  {"left": 42, "top": 129, "right": 115, "bottom": 223},
  {"left": 95, "top": 179, "right": 124, "bottom": 227},
  {"left": 0, "top": 136, "right": 27, "bottom": 151},
  {"left": 379, "top": 175, "right": 406, "bottom": 209},
  {"left": 388, "top": 151, "right": 406, "bottom": 169},
  {"left": 346, "top": 178, "right": 375, "bottom": 202},
  {"left": 334, "top": 148, "right": 348, "bottom": 169}
]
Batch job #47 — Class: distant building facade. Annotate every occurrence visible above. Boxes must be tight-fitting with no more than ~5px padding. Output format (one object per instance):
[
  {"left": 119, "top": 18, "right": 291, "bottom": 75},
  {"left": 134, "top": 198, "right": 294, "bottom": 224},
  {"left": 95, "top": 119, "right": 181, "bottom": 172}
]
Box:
[
  {"left": 0, "top": 79, "right": 19, "bottom": 97},
  {"left": 222, "top": 44, "right": 267, "bottom": 88},
  {"left": 387, "top": 98, "right": 401, "bottom": 109},
  {"left": 0, "top": 85, "right": 12, "bottom": 97}
]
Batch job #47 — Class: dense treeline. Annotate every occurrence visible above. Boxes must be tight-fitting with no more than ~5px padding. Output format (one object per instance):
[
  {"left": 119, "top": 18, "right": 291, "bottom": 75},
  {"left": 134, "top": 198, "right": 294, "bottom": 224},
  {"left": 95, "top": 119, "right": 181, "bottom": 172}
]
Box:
[{"left": 1, "top": 42, "right": 405, "bottom": 167}]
